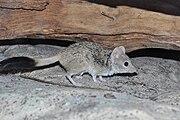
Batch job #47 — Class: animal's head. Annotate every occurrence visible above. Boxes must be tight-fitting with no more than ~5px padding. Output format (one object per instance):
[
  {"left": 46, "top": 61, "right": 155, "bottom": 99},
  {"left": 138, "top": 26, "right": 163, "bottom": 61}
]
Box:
[{"left": 110, "top": 46, "right": 137, "bottom": 74}]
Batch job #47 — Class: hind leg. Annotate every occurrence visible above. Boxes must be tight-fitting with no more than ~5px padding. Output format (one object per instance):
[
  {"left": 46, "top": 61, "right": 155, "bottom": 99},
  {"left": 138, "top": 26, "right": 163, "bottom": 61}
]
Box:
[
  {"left": 75, "top": 72, "right": 84, "bottom": 79},
  {"left": 66, "top": 74, "right": 82, "bottom": 86}
]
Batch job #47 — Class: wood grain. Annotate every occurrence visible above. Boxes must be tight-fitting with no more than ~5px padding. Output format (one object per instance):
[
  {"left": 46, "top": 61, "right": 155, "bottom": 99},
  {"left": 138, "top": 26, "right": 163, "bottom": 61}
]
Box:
[{"left": 0, "top": 0, "right": 180, "bottom": 52}]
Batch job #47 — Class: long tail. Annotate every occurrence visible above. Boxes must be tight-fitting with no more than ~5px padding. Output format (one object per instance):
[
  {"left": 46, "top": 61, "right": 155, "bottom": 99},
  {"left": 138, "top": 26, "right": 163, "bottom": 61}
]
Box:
[{"left": 0, "top": 55, "right": 59, "bottom": 72}]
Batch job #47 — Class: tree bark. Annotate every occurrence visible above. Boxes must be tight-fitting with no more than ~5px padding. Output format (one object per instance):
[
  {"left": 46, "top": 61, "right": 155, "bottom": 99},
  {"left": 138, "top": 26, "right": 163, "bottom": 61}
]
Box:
[{"left": 0, "top": 0, "right": 180, "bottom": 52}]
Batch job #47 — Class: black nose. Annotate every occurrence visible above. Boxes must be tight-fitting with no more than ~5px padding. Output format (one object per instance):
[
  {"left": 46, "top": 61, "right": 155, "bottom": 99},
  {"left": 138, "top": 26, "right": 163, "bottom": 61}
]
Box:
[{"left": 133, "top": 72, "right": 138, "bottom": 76}]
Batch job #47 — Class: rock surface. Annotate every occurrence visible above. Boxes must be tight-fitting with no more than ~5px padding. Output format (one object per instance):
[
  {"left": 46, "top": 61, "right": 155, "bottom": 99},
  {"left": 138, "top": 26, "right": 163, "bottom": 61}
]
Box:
[{"left": 0, "top": 44, "right": 180, "bottom": 120}]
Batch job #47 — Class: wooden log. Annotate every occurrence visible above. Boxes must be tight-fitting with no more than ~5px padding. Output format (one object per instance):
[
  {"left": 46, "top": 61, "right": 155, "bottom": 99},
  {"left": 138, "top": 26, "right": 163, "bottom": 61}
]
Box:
[{"left": 0, "top": 0, "right": 180, "bottom": 52}]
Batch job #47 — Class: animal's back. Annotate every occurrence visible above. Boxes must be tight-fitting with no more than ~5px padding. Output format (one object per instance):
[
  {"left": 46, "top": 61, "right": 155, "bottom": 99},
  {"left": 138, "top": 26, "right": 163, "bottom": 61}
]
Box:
[{"left": 58, "top": 42, "right": 104, "bottom": 74}]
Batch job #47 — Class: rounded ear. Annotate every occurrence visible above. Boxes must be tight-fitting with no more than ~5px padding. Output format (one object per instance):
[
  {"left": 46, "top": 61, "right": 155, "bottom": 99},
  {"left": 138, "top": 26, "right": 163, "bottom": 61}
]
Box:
[
  {"left": 111, "top": 47, "right": 120, "bottom": 60},
  {"left": 111, "top": 46, "right": 126, "bottom": 61},
  {"left": 118, "top": 46, "right": 126, "bottom": 54},
  {"left": 113, "top": 46, "right": 125, "bottom": 54}
]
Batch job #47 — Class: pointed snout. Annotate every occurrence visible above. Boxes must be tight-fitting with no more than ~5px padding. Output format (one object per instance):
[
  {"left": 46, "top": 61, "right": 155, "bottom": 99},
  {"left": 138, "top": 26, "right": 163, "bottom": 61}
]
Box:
[{"left": 130, "top": 65, "right": 138, "bottom": 74}]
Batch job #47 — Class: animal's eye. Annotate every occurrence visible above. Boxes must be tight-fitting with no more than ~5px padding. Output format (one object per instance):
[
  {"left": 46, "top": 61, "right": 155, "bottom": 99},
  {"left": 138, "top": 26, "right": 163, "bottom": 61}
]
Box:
[{"left": 124, "top": 62, "right": 129, "bottom": 67}]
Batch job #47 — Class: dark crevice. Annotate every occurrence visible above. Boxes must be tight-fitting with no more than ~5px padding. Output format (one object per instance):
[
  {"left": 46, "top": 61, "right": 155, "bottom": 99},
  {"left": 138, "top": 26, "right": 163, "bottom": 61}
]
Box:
[
  {"left": 0, "top": 38, "right": 76, "bottom": 47},
  {"left": 62, "top": 31, "right": 166, "bottom": 37},
  {"left": 0, "top": 38, "right": 179, "bottom": 61},
  {"left": 127, "top": 48, "right": 180, "bottom": 61},
  {"left": 85, "top": 0, "right": 180, "bottom": 16}
]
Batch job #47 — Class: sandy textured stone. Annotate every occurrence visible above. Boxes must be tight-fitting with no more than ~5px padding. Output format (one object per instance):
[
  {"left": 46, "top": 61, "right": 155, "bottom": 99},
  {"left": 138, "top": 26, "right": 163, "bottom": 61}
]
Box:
[{"left": 1, "top": 75, "right": 180, "bottom": 120}]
